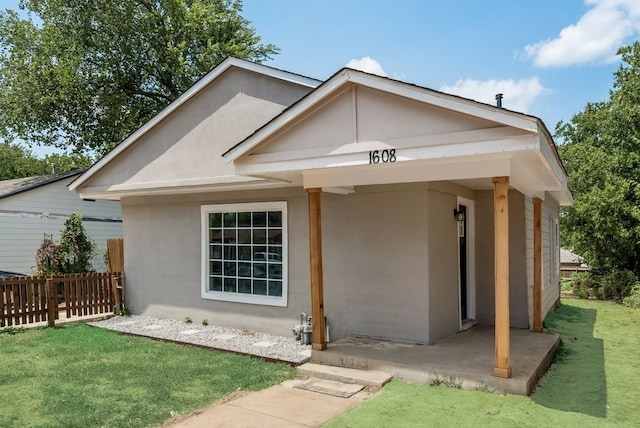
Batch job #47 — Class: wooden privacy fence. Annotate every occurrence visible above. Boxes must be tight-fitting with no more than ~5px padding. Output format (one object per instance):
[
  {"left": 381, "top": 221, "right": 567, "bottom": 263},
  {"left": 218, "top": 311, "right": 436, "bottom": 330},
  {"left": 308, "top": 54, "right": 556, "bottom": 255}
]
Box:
[{"left": 0, "top": 272, "right": 124, "bottom": 328}]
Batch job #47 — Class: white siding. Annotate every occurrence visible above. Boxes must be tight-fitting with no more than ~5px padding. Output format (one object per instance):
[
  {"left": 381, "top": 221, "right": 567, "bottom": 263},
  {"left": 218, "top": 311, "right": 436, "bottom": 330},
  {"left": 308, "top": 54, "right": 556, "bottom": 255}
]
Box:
[
  {"left": 524, "top": 196, "right": 534, "bottom": 329},
  {"left": 542, "top": 197, "right": 560, "bottom": 318},
  {"left": 0, "top": 178, "right": 122, "bottom": 274}
]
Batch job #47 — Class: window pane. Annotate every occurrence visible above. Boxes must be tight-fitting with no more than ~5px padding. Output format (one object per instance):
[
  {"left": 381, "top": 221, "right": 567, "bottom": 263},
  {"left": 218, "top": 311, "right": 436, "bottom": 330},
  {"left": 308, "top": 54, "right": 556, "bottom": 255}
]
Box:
[
  {"left": 253, "top": 263, "right": 266, "bottom": 278},
  {"left": 210, "top": 245, "right": 222, "bottom": 260},
  {"left": 268, "top": 281, "right": 282, "bottom": 297},
  {"left": 209, "top": 213, "right": 222, "bottom": 228},
  {"left": 253, "top": 211, "right": 266, "bottom": 227},
  {"left": 269, "top": 246, "right": 283, "bottom": 260},
  {"left": 238, "top": 212, "right": 252, "bottom": 227},
  {"left": 238, "top": 262, "right": 251, "bottom": 277},
  {"left": 224, "top": 261, "right": 236, "bottom": 276},
  {"left": 268, "top": 211, "right": 282, "bottom": 227},
  {"left": 254, "top": 280, "right": 267, "bottom": 295},
  {"left": 238, "top": 279, "right": 252, "bottom": 294},
  {"left": 238, "top": 229, "right": 251, "bottom": 244},
  {"left": 223, "top": 212, "right": 236, "bottom": 227},
  {"left": 209, "top": 229, "right": 222, "bottom": 244},
  {"left": 210, "top": 261, "right": 222, "bottom": 275},
  {"left": 238, "top": 246, "right": 252, "bottom": 260},
  {"left": 209, "top": 276, "right": 222, "bottom": 291},
  {"left": 223, "top": 229, "right": 237, "bottom": 244},
  {"left": 268, "top": 263, "right": 282, "bottom": 280},
  {"left": 253, "top": 229, "right": 266, "bottom": 244},
  {"left": 224, "top": 277, "right": 237, "bottom": 292},
  {"left": 223, "top": 246, "right": 236, "bottom": 260},
  {"left": 268, "top": 229, "right": 282, "bottom": 245}
]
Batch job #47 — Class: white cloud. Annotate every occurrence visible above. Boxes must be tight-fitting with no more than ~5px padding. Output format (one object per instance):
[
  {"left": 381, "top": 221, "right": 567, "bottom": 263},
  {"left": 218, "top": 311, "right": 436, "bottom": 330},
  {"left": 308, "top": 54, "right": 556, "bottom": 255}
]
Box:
[
  {"left": 345, "top": 56, "right": 387, "bottom": 76},
  {"left": 524, "top": 0, "right": 640, "bottom": 67},
  {"left": 440, "top": 77, "right": 548, "bottom": 113}
]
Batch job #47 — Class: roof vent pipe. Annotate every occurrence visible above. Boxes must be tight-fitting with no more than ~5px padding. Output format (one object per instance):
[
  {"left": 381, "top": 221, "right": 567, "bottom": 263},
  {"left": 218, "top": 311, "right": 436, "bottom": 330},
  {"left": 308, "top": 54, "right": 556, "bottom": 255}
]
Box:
[{"left": 495, "top": 93, "right": 503, "bottom": 108}]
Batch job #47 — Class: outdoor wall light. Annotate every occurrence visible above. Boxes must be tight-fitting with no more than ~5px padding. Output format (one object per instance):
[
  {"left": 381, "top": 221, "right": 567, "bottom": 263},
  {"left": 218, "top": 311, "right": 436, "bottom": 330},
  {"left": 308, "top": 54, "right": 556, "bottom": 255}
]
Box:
[{"left": 453, "top": 208, "right": 465, "bottom": 222}]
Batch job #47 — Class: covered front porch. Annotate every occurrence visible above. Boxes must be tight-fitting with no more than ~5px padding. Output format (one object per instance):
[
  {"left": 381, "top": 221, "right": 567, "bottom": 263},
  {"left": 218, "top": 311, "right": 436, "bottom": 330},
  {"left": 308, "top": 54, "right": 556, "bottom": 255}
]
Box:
[
  {"left": 225, "top": 68, "right": 572, "bottom": 384},
  {"left": 312, "top": 324, "right": 560, "bottom": 395}
]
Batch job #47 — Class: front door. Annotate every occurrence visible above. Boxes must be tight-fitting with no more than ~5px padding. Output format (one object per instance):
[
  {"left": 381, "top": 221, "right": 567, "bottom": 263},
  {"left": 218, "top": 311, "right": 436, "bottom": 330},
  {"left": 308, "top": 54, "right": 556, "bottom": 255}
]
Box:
[{"left": 458, "top": 204, "right": 468, "bottom": 321}]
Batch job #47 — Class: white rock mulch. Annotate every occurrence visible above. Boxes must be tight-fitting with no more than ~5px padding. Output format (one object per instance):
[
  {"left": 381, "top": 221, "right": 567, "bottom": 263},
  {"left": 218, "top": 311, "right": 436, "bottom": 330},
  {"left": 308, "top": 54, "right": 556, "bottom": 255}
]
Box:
[{"left": 88, "top": 315, "right": 312, "bottom": 364}]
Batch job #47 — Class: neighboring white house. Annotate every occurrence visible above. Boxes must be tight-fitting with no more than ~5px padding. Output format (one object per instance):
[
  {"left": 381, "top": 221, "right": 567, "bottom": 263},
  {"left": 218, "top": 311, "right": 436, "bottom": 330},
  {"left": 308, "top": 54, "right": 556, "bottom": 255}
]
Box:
[
  {"left": 0, "top": 169, "right": 122, "bottom": 275},
  {"left": 71, "top": 58, "right": 571, "bottom": 379}
]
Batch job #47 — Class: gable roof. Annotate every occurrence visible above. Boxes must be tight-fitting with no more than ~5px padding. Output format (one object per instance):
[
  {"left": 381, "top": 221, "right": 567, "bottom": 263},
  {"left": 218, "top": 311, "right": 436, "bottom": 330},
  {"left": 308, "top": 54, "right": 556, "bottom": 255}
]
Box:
[
  {"left": 0, "top": 169, "right": 84, "bottom": 200},
  {"left": 69, "top": 57, "right": 321, "bottom": 193},
  {"left": 224, "top": 67, "right": 558, "bottom": 163}
]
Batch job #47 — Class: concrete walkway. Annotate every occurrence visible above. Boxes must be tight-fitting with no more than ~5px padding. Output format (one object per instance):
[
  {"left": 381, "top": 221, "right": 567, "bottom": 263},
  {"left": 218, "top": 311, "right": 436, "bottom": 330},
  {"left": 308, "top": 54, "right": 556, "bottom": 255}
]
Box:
[{"left": 163, "top": 378, "right": 375, "bottom": 428}]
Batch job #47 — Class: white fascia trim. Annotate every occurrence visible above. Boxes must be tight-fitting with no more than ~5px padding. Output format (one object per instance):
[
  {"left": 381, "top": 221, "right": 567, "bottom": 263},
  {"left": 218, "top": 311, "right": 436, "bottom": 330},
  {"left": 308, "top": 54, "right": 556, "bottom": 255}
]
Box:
[
  {"left": 77, "top": 179, "right": 293, "bottom": 201},
  {"left": 225, "top": 69, "right": 539, "bottom": 162},
  {"left": 70, "top": 58, "right": 321, "bottom": 193}
]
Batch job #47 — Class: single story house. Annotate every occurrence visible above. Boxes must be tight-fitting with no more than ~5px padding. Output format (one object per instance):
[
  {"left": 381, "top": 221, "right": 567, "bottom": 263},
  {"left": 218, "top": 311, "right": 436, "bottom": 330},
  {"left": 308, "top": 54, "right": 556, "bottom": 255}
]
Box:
[
  {"left": 71, "top": 58, "right": 571, "bottom": 378},
  {"left": 0, "top": 169, "right": 123, "bottom": 274}
]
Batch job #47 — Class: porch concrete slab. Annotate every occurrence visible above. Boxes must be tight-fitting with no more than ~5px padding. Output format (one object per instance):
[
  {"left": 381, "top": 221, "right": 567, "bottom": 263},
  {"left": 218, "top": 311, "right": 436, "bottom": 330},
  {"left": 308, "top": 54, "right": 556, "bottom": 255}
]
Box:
[
  {"left": 311, "top": 325, "right": 559, "bottom": 395},
  {"left": 298, "top": 362, "right": 393, "bottom": 388}
]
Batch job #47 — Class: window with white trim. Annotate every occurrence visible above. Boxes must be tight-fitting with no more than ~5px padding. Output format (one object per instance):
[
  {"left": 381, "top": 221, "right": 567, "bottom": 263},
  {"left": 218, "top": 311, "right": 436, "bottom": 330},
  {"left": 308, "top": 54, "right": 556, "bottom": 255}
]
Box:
[{"left": 201, "top": 202, "right": 287, "bottom": 307}]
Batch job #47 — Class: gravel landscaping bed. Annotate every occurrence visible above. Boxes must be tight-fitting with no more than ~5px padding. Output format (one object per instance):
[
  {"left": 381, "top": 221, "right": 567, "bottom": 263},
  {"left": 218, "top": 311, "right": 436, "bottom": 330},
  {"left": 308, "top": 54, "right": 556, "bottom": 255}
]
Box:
[{"left": 88, "top": 315, "right": 312, "bottom": 364}]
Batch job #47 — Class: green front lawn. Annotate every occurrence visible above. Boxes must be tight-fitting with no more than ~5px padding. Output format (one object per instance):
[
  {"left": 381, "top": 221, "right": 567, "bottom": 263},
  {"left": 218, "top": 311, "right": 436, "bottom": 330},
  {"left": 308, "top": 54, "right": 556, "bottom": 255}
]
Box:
[
  {"left": 326, "top": 298, "right": 640, "bottom": 427},
  {"left": 0, "top": 324, "right": 295, "bottom": 428}
]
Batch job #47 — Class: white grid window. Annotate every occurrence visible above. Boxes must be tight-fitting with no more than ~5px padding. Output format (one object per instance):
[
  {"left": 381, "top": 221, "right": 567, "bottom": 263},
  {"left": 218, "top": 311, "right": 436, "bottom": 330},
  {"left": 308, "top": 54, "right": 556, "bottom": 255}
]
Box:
[{"left": 201, "top": 202, "right": 287, "bottom": 307}]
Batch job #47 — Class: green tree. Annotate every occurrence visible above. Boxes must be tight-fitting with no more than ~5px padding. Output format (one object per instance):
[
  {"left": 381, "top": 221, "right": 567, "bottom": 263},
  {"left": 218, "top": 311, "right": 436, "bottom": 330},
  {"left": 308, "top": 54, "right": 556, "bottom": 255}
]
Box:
[
  {"left": 557, "top": 42, "right": 640, "bottom": 277},
  {"left": 0, "top": 142, "right": 92, "bottom": 180},
  {"left": 0, "top": 0, "right": 277, "bottom": 155}
]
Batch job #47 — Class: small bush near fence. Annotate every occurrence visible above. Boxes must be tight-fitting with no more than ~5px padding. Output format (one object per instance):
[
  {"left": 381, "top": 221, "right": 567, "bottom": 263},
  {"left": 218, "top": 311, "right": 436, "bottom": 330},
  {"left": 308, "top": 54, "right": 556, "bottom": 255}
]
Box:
[{"left": 571, "top": 269, "right": 640, "bottom": 304}]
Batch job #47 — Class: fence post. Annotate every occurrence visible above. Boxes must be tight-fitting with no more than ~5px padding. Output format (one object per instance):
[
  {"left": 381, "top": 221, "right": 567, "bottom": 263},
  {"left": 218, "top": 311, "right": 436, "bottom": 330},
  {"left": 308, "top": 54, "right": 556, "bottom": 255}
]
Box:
[
  {"left": 46, "top": 278, "right": 57, "bottom": 327},
  {"left": 111, "top": 273, "right": 121, "bottom": 314}
]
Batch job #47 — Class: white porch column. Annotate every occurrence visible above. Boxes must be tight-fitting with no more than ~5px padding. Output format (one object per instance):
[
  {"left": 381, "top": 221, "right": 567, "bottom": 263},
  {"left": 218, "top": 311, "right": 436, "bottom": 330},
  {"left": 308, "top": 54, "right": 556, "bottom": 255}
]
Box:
[{"left": 493, "top": 176, "right": 512, "bottom": 378}]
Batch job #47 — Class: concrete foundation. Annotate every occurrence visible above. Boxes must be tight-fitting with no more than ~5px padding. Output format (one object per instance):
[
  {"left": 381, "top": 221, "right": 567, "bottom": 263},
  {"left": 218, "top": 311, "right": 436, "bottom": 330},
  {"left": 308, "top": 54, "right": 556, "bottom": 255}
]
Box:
[{"left": 311, "top": 325, "right": 560, "bottom": 395}]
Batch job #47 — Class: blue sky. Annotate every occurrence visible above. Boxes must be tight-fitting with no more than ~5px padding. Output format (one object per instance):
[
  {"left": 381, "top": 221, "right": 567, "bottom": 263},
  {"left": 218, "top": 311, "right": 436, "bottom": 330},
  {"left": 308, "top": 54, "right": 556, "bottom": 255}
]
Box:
[
  {"left": 241, "top": 0, "right": 639, "bottom": 133},
  {"left": 2, "top": 0, "right": 639, "bottom": 155}
]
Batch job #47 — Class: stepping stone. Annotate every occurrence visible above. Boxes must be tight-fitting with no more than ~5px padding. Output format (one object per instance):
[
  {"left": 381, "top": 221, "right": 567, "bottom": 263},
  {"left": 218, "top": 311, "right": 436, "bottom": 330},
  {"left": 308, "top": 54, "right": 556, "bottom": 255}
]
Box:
[
  {"left": 294, "top": 377, "right": 364, "bottom": 398},
  {"left": 142, "top": 325, "right": 163, "bottom": 330},
  {"left": 213, "top": 334, "right": 236, "bottom": 341},
  {"left": 180, "top": 329, "right": 201, "bottom": 335},
  {"left": 253, "top": 341, "right": 276, "bottom": 348}
]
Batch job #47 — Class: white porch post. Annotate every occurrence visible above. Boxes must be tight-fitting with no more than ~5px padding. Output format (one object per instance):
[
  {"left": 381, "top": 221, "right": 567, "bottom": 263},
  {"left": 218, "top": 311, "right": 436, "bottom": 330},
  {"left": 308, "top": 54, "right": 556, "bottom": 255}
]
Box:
[
  {"left": 493, "top": 176, "right": 512, "bottom": 378},
  {"left": 308, "top": 188, "right": 327, "bottom": 350}
]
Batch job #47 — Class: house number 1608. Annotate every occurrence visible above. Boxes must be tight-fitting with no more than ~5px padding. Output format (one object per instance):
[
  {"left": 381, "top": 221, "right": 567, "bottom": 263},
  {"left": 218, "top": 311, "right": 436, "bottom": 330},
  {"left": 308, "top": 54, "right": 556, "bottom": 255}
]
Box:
[{"left": 368, "top": 149, "right": 396, "bottom": 164}]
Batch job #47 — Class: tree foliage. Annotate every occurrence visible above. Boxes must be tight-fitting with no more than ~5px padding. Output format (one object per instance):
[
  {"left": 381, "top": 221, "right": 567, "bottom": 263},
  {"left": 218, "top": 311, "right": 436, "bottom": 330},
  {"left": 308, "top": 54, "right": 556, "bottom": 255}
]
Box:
[
  {"left": 0, "top": 142, "right": 92, "bottom": 180},
  {"left": 0, "top": 0, "right": 278, "bottom": 154},
  {"left": 557, "top": 41, "right": 640, "bottom": 277}
]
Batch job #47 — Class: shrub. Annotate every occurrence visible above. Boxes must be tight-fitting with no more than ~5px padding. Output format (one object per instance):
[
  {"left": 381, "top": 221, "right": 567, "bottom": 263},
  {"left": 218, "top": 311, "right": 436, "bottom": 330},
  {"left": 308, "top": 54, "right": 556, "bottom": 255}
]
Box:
[
  {"left": 571, "top": 270, "right": 639, "bottom": 303},
  {"left": 34, "top": 234, "right": 61, "bottom": 276},
  {"left": 59, "top": 213, "right": 95, "bottom": 273},
  {"left": 623, "top": 285, "right": 640, "bottom": 308},
  {"left": 571, "top": 271, "right": 598, "bottom": 299},
  {"left": 34, "top": 213, "right": 96, "bottom": 275}
]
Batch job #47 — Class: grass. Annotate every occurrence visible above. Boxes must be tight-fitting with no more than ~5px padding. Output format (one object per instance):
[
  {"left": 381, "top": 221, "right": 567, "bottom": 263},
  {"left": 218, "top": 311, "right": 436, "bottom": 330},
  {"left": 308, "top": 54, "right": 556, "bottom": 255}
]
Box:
[
  {"left": 325, "top": 298, "right": 640, "bottom": 428},
  {"left": 0, "top": 323, "right": 295, "bottom": 428}
]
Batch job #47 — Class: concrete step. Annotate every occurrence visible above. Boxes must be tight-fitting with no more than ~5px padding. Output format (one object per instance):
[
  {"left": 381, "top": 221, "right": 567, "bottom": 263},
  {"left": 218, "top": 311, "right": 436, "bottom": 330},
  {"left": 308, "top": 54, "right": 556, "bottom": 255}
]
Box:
[
  {"left": 294, "top": 377, "right": 364, "bottom": 398},
  {"left": 298, "top": 362, "right": 393, "bottom": 388}
]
